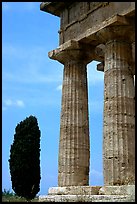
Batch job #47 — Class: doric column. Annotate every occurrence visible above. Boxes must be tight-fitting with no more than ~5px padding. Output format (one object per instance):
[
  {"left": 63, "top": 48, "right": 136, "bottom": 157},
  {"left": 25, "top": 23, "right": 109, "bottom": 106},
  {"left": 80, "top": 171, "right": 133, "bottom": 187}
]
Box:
[
  {"left": 104, "top": 40, "right": 135, "bottom": 185},
  {"left": 49, "top": 41, "right": 93, "bottom": 186},
  {"left": 59, "top": 59, "right": 89, "bottom": 186},
  {"left": 97, "top": 24, "right": 135, "bottom": 185}
]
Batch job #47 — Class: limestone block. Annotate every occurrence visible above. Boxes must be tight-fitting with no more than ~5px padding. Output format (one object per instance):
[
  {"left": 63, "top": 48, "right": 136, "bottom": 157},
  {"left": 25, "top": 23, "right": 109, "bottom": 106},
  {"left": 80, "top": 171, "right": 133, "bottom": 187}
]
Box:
[
  {"left": 99, "top": 185, "right": 135, "bottom": 196},
  {"left": 39, "top": 194, "right": 135, "bottom": 202},
  {"left": 48, "top": 186, "right": 101, "bottom": 195}
]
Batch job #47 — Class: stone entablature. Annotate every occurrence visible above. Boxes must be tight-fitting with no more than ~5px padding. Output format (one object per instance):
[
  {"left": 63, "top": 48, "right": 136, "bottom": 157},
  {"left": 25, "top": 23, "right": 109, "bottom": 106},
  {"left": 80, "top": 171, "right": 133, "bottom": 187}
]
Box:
[
  {"left": 40, "top": 2, "right": 135, "bottom": 45},
  {"left": 59, "top": 2, "right": 134, "bottom": 45}
]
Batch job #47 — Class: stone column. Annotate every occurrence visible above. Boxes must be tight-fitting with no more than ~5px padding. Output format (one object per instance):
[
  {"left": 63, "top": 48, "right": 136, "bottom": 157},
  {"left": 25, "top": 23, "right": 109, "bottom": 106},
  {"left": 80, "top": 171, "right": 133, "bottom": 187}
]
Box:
[
  {"left": 48, "top": 41, "right": 95, "bottom": 187},
  {"left": 58, "top": 54, "right": 90, "bottom": 186},
  {"left": 103, "top": 39, "right": 135, "bottom": 185}
]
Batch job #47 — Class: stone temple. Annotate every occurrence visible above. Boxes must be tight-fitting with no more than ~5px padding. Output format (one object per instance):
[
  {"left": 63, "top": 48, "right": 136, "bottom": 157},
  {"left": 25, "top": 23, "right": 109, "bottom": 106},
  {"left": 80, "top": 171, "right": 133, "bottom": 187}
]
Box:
[{"left": 39, "top": 2, "right": 135, "bottom": 202}]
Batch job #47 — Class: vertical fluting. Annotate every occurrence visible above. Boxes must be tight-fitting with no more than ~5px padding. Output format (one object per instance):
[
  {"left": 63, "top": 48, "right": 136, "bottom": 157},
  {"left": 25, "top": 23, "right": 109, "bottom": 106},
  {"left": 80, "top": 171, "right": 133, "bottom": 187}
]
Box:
[
  {"left": 103, "top": 40, "right": 135, "bottom": 185},
  {"left": 58, "top": 60, "right": 90, "bottom": 186}
]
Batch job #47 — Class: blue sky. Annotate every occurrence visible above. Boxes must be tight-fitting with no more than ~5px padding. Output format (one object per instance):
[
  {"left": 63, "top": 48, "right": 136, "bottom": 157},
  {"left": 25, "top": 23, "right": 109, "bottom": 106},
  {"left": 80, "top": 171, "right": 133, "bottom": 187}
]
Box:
[{"left": 2, "top": 2, "right": 104, "bottom": 196}]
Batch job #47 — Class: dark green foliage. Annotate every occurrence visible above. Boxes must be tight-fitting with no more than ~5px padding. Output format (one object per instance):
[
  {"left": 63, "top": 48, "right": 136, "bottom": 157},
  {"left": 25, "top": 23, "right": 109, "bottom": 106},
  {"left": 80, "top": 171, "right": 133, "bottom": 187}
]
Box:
[{"left": 9, "top": 115, "right": 41, "bottom": 201}]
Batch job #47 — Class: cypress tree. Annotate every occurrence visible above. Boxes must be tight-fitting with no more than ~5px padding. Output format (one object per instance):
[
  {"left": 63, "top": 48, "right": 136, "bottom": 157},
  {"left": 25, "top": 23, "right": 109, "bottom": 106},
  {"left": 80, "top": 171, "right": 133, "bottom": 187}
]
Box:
[{"left": 9, "top": 115, "right": 41, "bottom": 201}]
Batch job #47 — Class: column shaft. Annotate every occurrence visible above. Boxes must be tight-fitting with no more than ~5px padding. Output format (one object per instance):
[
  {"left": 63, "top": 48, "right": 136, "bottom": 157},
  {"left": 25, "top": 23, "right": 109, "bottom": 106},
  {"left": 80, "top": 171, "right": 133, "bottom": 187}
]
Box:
[
  {"left": 58, "top": 60, "right": 90, "bottom": 186},
  {"left": 103, "top": 40, "right": 135, "bottom": 185}
]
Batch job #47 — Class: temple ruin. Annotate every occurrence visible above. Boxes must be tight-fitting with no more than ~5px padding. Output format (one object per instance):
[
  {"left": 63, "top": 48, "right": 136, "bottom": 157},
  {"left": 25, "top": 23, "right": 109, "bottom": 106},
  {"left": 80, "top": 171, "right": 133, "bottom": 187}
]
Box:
[{"left": 39, "top": 2, "right": 135, "bottom": 202}]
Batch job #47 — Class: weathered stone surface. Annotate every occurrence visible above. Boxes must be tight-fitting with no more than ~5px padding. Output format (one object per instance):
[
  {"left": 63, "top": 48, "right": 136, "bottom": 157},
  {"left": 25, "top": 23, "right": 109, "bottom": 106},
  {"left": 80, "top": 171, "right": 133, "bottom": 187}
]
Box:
[
  {"left": 39, "top": 185, "right": 135, "bottom": 202},
  {"left": 48, "top": 186, "right": 101, "bottom": 195},
  {"left": 97, "top": 62, "right": 104, "bottom": 72},
  {"left": 58, "top": 51, "right": 90, "bottom": 186},
  {"left": 39, "top": 194, "right": 135, "bottom": 202},
  {"left": 99, "top": 185, "right": 135, "bottom": 196},
  {"left": 48, "top": 40, "right": 95, "bottom": 64},
  {"left": 103, "top": 40, "right": 135, "bottom": 185}
]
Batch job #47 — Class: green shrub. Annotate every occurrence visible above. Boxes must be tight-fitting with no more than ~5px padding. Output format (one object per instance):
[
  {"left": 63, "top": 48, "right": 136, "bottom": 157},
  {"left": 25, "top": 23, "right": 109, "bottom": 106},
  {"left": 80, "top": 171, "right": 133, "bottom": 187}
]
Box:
[{"left": 9, "top": 115, "right": 41, "bottom": 201}]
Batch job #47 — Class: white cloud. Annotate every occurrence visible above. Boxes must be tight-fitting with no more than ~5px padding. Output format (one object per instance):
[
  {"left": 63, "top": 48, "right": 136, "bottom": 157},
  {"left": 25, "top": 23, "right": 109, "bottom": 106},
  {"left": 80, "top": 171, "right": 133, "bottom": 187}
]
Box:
[
  {"left": 22, "top": 2, "right": 38, "bottom": 11},
  {"left": 2, "top": 44, "right": 24, "bottom": 59},
  {"left": 3, "top": 99, "right": 25, "bottom": 108},
  {"left": 2, "top": 107, "right": 7, "bottom": 111},
  {"left": 2, "top": 44, "right": 63, "bottom": 84},
  {"left": 4, "top": 99, "right": 12, "bottom": 106},
  {"left": 16, "top": 100, "right": 25, "bottom": 107},
  {"left": 90, "top": 169, "right": 103, "bottom": 177},
  {"left": 3, "top": 71, "right": 62, "bottom": 84},
  {"left": 2, "top": 44, "right": 49, "bottom": 60},
  {"left": 89, "top": 169, "right": 103, "bottom": 186},
  {"left": 56, "top": 85, "right": 62, "bottom": 91}
]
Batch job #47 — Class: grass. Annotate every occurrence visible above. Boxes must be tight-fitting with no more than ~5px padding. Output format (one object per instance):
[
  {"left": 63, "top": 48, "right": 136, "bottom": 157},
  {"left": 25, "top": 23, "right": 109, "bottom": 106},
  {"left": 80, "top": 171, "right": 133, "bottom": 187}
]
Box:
[
  {"left": 2, "top": 195, "right": 39, "bottom": 202},
  {"left": 2, "top": 189, "right": 39, "bottom": 202}
]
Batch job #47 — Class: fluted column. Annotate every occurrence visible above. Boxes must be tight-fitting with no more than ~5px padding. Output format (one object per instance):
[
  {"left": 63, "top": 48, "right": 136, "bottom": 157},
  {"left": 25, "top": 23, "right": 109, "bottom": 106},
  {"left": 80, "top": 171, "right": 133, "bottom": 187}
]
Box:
[
  {"left": 58, "top": 57, "right": 90, "bottom": 186},
  {"left": 103, "top": 39, "right": 135, "bottom": 185},
  {"left": 48, "top": 41, "right": 96, "bottom": 187}
]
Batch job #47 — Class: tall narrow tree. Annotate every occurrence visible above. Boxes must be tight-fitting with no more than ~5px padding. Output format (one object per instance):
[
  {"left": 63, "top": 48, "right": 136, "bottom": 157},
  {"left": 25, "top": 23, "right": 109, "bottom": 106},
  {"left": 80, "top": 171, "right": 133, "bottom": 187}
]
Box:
[{"left": 9, "top": 115, "right": 41, "bottom": 201}]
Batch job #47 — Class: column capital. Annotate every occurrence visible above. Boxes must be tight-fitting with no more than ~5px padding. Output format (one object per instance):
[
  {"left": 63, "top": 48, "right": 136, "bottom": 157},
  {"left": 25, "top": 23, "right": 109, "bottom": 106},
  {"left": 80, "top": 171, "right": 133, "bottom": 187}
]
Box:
[
  {"left": 96, "top": 23, "right": 135, "bottom": 44},
  {"left": 48, "top": 40, "right": 102, "bottom": 65}
]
